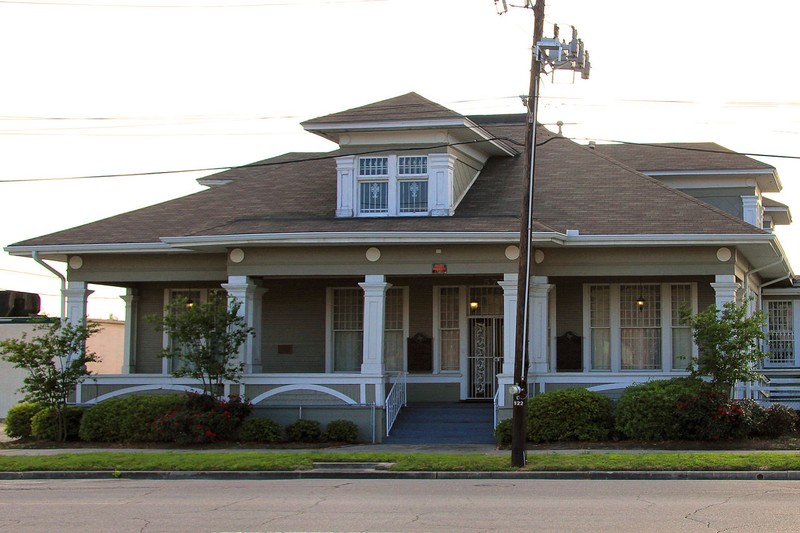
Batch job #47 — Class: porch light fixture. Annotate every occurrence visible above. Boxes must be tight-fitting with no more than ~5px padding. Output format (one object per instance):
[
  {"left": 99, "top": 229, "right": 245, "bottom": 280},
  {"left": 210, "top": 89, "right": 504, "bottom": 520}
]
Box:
[
  {"left": 186, "top": 299, "right": 195, "bottom": 309},
  {"left": 636, "top": 295, "right": 646, "bottom": 310},
  {"left": 469, "top": 300, "right": 479, "bottom": 311}
]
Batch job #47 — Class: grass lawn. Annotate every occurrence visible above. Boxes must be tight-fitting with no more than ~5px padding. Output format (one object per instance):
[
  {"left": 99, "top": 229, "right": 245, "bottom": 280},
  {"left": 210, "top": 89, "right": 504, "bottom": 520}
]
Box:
[{"left": 1, "top": 451, "right": 800, "bottom": 472}]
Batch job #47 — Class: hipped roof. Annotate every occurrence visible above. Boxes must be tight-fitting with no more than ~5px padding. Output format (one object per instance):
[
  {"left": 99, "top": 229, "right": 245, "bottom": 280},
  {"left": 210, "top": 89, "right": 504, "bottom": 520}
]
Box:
[{"left": 10, "top": 124, "right": 764, "bottom": 249}]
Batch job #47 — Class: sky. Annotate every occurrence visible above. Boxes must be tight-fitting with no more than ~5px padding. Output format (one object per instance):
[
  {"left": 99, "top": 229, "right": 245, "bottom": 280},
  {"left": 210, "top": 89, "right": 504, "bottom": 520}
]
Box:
[{"left": 2, "top": 0, "right": 799, "bottom": 319}]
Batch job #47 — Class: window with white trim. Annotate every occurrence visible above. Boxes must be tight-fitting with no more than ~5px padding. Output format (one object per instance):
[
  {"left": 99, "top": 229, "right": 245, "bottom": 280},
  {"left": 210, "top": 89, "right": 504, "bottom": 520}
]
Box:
[
  {"left": 163, "top": 288, "right": 226, "bottom": 373},
  {"left": 357, "top": 155, "right": 429, "bottom": 216},
  {"left": 766, "top": 301, "right": 795, "bottom": 366},
  {"left": 332, "top": 288, "right": 363, "bottom": 372},
  {"left": 620, "top": 285, "right": 661, "bottom": 370},
  {"left": 671, "top": 285, "right": 693, "bottom": 370},
  {"left": 330, "top": 286, "right": 406, "bottom": 372},
  {"left": 584, "top": 283, "right": 696, "bottom": 372},
  {"left": 439, "top": 287, "right": 461, "bottom": 371}
]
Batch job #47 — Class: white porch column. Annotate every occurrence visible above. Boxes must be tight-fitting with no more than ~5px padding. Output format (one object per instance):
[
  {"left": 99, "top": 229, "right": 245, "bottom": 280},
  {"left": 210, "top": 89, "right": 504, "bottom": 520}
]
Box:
[
  {"left": 120, "top": 290, "right": 138, "bottom": 374},
  {"left": 221, "top": 275, "right": 266, "bottom": 374},
  {"left": 496, "top": 274, "right": 519, "bottom": 408},
  {"left": 711, "top": 274, "right": 740, "bottom": 310},
  {"left": 359, "top": 275, "right": 391, "bottom": 375},
  {"left": 63, "top": 281, "right": 93, "bottom": 327},
  {"left": 529, "top": 276, "right": 553, "bottom": 376},
  {"left": 497, "top": 273, "right": 518, "bottom": 376},
  {"left": 63, "top": 281, "right": 93, "bottom": 370}
]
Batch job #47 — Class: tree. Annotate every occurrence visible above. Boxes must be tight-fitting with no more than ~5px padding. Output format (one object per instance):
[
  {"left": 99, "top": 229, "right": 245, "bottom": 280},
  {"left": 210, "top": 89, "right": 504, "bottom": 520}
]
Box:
[
  {"left": 0, "top": 319, "right": 100, "bottom": 441},
  {"left": 685, "top": 300, "right": 767, "bottom": 393},
  {"left": 149, "top": 292, "right": 254, "bottom": 395}
]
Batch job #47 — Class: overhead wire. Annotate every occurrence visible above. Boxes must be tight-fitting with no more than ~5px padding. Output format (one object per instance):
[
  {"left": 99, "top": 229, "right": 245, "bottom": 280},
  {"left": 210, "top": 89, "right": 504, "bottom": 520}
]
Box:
[{"left": 4, "top": 127, "right": 800, "bottom": 184}]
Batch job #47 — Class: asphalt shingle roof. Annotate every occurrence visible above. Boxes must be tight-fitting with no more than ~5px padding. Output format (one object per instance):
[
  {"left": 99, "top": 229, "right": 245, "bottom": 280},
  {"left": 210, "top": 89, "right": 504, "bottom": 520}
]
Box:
[{"left": 11, "top": 112, "right": 766, "bottom": 249}]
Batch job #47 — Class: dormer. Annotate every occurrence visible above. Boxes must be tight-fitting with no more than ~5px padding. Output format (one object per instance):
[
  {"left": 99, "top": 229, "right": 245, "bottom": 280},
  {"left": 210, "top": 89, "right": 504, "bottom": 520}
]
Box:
[
  {"left": 593, "top": 142, "right": 788, "bottom": 230},
  {"left": 301, "top": 93, "right": 518, "bottom": 218}
]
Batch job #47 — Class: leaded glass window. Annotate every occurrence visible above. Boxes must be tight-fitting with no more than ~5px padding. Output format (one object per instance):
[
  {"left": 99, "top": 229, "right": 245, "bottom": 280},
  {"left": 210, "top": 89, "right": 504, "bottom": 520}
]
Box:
[
  {"left": 359, "top": 157, "right": 388, "bottom": 176},
  {"left": 399, "top": 180, "right": 428, "bottom": 213},
  {"left": 398, "top": 156, "right": 427, "bottom": 175},
  {"left": 359, "top": 181, "right": 388, "bottom": 213}
]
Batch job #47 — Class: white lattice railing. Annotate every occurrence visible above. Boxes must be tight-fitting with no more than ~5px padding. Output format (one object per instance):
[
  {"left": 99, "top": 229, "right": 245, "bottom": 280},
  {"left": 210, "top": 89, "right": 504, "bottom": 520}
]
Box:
[{"left": 385, "top": 372, "right": 407, "bottom": 436}]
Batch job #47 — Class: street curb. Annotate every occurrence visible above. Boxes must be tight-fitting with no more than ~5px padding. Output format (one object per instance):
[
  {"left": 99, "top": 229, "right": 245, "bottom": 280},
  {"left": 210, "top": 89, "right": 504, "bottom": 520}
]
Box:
[{"left": 1, "top": 470, "right": 799, "bottom": 481}]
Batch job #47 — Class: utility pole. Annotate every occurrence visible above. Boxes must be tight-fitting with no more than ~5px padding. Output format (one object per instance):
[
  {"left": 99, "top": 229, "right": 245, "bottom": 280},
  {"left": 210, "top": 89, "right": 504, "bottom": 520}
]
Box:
[{"left": 495, "top": 0, "right": 590, "bottom": 467}]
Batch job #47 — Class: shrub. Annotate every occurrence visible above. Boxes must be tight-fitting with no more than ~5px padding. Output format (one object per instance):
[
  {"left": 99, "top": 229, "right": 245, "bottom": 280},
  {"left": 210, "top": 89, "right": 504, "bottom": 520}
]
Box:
[
  {"left": 4, "top": 402, "right": 46, "bottom": 440},
  {"left": 239, "top": 417, "right": 283, "bottom": 443},
  {"left": 324, "top": 419, "right": 359, "bottom": 443},
  {"left": 527, "top": 388, "right": 614, "bottom": 443},
  {"left": 616, "top": 377, "right": 710, "bottom": 441},
  {"left": 285, "top": 419, "right": 321, "bottom": 442},
  {"left": 153, "top": 393, "right": 253, "bottom": 444},
  {"left": 674, "top": 387, "right": 740, "bottom": 440},
  {"left": 732, "top": 399, "right": 768, "bottom": 438},
  {"left": 494, "top": 418, "right": 512, "bottom": 446},
  {"left": 30, "top": 406, "right": 84, "bottom": 441},
  {"left": 760, "top": 404, "right": 798, "bottom": 437},
  {"left": 79, "top": 394, "right": 187, "bottom": 442}
]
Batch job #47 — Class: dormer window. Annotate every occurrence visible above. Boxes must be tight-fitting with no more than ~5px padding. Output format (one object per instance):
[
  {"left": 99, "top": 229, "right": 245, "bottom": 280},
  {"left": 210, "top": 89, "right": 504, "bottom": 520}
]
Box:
[{"left": 356, "top": 155, "right": 429, "bottom": 216}]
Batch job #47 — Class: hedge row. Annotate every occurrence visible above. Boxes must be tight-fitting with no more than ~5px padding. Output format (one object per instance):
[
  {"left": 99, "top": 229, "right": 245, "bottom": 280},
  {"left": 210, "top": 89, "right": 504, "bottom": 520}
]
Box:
[
  {"left": 5, "top": 394, "right": 360, "bottom": 445},
  {"left": 496, "top": 378, "right": 799, "bottom": 445}
]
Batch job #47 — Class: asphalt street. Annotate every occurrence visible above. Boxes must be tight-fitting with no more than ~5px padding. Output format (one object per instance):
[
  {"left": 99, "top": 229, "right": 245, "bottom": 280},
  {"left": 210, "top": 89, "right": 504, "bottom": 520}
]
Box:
[{"left": 2, "top": 478, "right": 800, "bottom": 532}]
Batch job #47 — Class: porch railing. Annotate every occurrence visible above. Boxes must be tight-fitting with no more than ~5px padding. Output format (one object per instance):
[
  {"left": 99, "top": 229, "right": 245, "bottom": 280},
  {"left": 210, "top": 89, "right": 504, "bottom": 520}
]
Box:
[{"left": 385, "top": 371, "right": 407, "bottom": 436}]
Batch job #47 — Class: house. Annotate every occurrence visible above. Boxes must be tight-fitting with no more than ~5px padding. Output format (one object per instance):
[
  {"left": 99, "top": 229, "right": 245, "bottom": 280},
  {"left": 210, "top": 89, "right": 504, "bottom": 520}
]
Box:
[{"left": 5, "top": 93, "right": 799, "bottom": 440}]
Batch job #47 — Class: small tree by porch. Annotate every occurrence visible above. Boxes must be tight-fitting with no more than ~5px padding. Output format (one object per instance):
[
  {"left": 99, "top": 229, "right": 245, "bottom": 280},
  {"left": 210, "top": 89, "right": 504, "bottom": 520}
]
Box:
[{"left": 149, "top": 292, "right": 254, "bottom": 396}]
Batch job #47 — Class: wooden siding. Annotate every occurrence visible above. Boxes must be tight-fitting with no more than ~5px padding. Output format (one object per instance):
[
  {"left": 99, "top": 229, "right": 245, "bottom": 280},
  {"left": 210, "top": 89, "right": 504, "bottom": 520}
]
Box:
[
  {"left": 260, "top": 279, "right": 330, "bottom": 373},
  {"left": 134, "top": 286, "right": 166, "bottom": 374}
]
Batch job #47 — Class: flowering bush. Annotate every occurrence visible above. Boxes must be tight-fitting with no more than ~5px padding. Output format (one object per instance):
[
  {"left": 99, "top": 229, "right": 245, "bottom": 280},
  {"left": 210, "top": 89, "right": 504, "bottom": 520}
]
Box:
[
  {"left": 153, "top": 393, "right": 252, "bottom": 444},
  {"left": 674, "top": 388, "right": 741, "bottom": 440}
]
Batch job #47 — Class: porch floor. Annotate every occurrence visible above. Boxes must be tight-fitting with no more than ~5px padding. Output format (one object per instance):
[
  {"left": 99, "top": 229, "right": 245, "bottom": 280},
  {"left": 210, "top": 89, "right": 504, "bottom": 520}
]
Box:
[{"left": 384, "top": 402, "right": 495, "bottom": 444}]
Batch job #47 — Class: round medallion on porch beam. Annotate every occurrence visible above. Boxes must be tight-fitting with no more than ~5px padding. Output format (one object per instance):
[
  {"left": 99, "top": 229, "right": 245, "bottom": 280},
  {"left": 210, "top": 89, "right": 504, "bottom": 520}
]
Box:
[
  {"left": 229, "top": 248, "right": 245, "bottom": 263},
  {"left": 68, "top": 256, "right": 83, "bottom": 270},
  {"left": 716, "top": 247, "right": 732, "bottom": 262},
  {"left": 505, "top": 245, "right": 520, "bottom": 261},
  {"left": 366, "top": 247, "right": 381, "bottom": 262},
  {"left": 534, "top": 250, "right": 545, "bottom": 264}
]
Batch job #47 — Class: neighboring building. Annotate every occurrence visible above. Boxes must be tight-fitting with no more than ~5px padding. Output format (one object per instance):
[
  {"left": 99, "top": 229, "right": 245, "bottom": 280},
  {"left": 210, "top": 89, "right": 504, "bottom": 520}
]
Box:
[
  {"left": 0, "top": 311, "right": 125, "bottom": 418},
  {"left": 5, "top": 93, "right": 799, "bottom": 438}
]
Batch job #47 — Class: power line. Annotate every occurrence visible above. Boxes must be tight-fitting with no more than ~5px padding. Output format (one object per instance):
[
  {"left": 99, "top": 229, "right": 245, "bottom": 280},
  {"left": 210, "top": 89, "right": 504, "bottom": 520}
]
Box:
[
  {"left": 3, "top": 132, "right": 800, "bottom": 184},
  {"left": 0, "top": 0, "right": 385, "bottom": 7},
  {"left": 0, "top": 135, "right": 527, "bottom": 183}
]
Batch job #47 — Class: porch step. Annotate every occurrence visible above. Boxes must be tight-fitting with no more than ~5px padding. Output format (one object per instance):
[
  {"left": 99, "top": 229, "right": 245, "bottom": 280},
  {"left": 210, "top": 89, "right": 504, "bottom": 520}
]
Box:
[{"left": 384, "top": 402, "right": 495, "bottom": 444}]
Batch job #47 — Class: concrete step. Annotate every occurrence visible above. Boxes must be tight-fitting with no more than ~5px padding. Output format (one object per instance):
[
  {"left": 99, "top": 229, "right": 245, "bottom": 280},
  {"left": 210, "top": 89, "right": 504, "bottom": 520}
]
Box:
[{"left": 385, "top": 402, "right": 495, "bottom": 444}]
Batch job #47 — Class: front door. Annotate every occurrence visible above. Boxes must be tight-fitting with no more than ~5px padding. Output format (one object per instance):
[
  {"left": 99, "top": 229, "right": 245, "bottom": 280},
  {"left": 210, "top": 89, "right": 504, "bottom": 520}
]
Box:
[{"left": 467, "top": 287, "right": 504, "bottom": 399}]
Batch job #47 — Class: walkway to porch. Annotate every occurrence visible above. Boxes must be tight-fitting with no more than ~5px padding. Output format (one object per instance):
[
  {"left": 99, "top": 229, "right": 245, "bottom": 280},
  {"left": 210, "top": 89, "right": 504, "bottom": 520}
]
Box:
[{"left": 383, "top": 402, "right": 495, "bottom": 444}]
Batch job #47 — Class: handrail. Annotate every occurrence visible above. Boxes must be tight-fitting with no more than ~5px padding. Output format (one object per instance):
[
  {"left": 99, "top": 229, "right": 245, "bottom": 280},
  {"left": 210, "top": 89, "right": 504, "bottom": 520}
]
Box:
[
  {"left": 385, "top": 372, "right": 407, "bottom": 436},
  {"left": 493, "top": 388, "right": 500, "bottom": 429}
]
